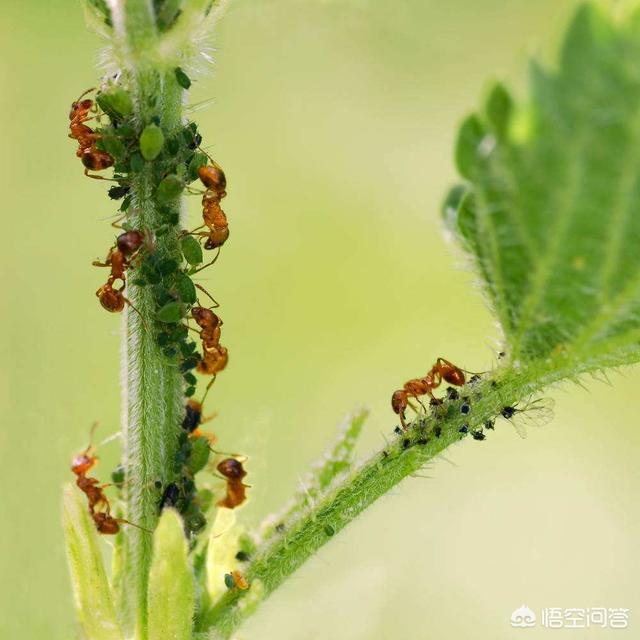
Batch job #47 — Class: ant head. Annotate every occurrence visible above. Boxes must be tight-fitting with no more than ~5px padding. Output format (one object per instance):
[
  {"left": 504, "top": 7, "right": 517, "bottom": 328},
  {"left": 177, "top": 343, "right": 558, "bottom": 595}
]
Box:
[
  {"left": 192, "top": 306, "right": 219, "bottom": 328},
  {"left": 97, "top": 284, "right": 125, "bottom": 313},
  {"left": 69, "top": 98, "right": 93, "bottom": 119},
  {"left": 440, "top": 362, "right": 465, "bottom": 386},
  {"left": 93, "top": 512, "right": 120, "bottom": 535},
  {"left": 198, "top": 165, "right": 227, "bottom": 194},
  {"left": 391, "top": 390, "right": 407, "bottom": 413},
  {"left": 81, "top": 148, "right": 114, "bottom": 171},
  {"left": 71, "top": 453, "right": 96, "bottom": 476},
  {"left": 116, "top": 230, "right": 144, "bottom": 256},
  {"left": 217, "top": 458, "right": 246, "bottom": 480},
  {"left": 204, "top": 228, "right": 229, "bottom": 250}
]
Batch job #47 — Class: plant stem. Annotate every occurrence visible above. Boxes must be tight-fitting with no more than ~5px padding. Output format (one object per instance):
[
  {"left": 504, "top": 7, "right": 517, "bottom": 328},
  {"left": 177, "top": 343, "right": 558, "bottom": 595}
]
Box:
[
  {"left": 108, "top": 2, "right": 186, "bottom": 636},
  {"left": 202, "top": 362, "right": 571, "bottom": 638}
]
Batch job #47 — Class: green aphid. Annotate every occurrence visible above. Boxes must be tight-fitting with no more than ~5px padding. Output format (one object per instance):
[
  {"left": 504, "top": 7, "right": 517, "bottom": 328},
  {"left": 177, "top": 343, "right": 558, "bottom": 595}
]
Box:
[
  {"left": 180, "top": 341, "right": 197, "bottom": 358},
  {"left": 181, "top": 235, "right": 204, "bottom": 266},
  {"left": 184, "top": 509, "right": 206, "bottom": 535},
  {"left": 96, "top": 87, "right": 133, "bottom": 120},
  {"left": 162, "top": 346, "right": 178, "bottom": 359},
  {"left": 156, "top": 175, "right": 184, "bottom": 203},
  {"left": 111, "top": 465, "right": 125, "bottom": 487},
  {"left": 174, "top": 272, "right": 197, "bottom": 304},
  {"left": 197, "top": 488, "right": 214, "bottom": 512},
  {"left": 187, "top": 436, "right": 210, "bottom": 475},
  {"left": 180, "top": 355, "right": 199, "bottom": 372},
  {"left": 174, "top": 67, "right": 192, "bottom": 90},
  {"left": 139, "top": 123, "right": 165, "bottom": 160},
  {"left": 157, "top": 301, "right": 184, "bottom": 323},
  {"left": 130, "top": 152, "right": 145, "bottom": 172},
  {"left": 158, "top": 257, "right": 180, "bottom": 276},
  {"left": 183, "top": 372, "right": 197, "bottom": 386},
  {"left": 100, "top": 136, "right": 127, "bottom": 160}
]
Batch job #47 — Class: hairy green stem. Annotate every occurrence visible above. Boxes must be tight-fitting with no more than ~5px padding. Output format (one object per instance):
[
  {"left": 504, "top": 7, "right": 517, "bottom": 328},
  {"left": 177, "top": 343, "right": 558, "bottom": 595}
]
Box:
[
  {"left": 202, "top": 361, "right": 575, "bottom": 638},
  {"left": 108, "top": 2, "right": 186, "bottom": 636}
]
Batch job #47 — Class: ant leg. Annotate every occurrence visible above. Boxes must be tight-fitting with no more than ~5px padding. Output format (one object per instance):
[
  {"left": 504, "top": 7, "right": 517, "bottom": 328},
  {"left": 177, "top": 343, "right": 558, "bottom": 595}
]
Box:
[
  {"left": 200, "top": 411, "right": 218, "bottom": 426},
  {"left": 191, "top": 248, "right": 222, "bottom": 275},
  {"left": 84, "top": 169, "right": 118, "bottom": 181},
  {"left": 406, "top": 400, "right": 421, "bottom": 414},
  {"left": 111, "top": 215, "right": 125, "bottom": 229},
  {"left": 200, "top": 375, "right": 217, "bottom": 405},
  {"left": 195, "top": 283, "right": 220, "bottom": 308}
]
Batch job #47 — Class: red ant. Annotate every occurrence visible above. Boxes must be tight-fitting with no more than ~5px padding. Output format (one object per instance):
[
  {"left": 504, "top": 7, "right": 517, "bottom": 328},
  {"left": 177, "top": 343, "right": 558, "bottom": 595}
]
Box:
[
  {"left": 71, "top": 442, "right": 111, "bottom": 515},
  {"left": 187, "top": 157, "right": 229, "bottom": 250},
  {"left": 217, "top": 458, "right": 248, "bottom": 509},
  {"left": 190, "top": 305, "right": 229, "bottom": 400},
  {"left": 93, "top": 230, "right": 144, "bottom": 314},
  {"left": 68, "top": 88, "right": 114, "bottom": 179},
  {"left": 391, "top": 358, "right": 467, "bottom": 430},
  {"left": 71, "top": 427, "right": 149, "bottom": 535}
]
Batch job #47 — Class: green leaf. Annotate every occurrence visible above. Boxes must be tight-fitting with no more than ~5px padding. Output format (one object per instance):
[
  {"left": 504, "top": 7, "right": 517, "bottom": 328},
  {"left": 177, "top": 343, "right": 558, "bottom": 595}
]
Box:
[
  {"left": 148, "top": 509, "right": 194, "bottom": 640},
  {"left": 62, "top": 485, "right": 124, "bottom": 640},
  {"left": 206, "top": 509, "right": 242, "bottom": 602},
  {"left": 445, "top": 2, "right": 640, "bottom": 370},
  {"left": 181, "top": 235, "right": 203, "bottom": 265},
  {"left": 260, "top": 409, "right": 368, "bottom": 541},
  {"left": 140, "top": 124, "right": 165, "bottom": 160}
]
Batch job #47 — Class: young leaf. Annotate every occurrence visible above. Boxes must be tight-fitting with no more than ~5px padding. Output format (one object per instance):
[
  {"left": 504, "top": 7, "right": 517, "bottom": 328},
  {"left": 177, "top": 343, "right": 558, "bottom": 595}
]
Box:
[
  {"left": 147, "top": 509, "right": 195, "bottom": 640},
  {"left": 259, "top": 409, "right": 368, "bottom": 541},
  {"left": 62, "top": 485, "right": 124, "bottom": 640},
  {"left": 444, "top": 3, "right": 640, "bottom": 371},
  {"left": 206, "top": 508, "right": 242, "bottom": 602}
]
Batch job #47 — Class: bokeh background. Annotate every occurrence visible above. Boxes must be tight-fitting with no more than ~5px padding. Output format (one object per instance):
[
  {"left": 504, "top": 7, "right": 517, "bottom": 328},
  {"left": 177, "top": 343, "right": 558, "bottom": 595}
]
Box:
[{"left": 2, "top": 0, "right": 639, "bottom": 638}]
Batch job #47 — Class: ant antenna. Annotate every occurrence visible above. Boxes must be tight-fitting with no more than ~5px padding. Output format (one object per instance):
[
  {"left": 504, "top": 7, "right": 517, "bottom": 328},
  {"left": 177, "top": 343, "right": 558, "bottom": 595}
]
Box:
[
  {"left": 121, "top": 519, "right": 153, "bottom": 534},
  {"left": 124, "top": 296, "right": 149, "bottom": 330},
  {"left": 98, "top": 431, "right": 121, "bottom": 447},
  {"left": 209, "top": 447, "right": 248, "bottom": 461},
  {"left": 82, "top": 421, "right": 99, "bottom": 455},
  {"left": 76, "top": 87, "right": 96, "bottom": 101}
]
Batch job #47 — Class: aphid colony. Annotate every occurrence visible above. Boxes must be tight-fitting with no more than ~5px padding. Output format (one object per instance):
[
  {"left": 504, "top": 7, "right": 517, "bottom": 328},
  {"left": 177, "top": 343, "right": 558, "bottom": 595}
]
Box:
[
  {"left": 388, "top": 357, "right": 553, "bottom": 450},
  {"left": 68, "top": 81, "right": 248, "bottom": 546}
]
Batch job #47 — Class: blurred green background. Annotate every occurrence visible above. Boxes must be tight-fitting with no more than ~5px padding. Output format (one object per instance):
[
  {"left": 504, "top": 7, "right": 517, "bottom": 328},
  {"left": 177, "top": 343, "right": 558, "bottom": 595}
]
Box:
[{"left": 2, "top": 0, "right": 639, "bottom": 638}]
